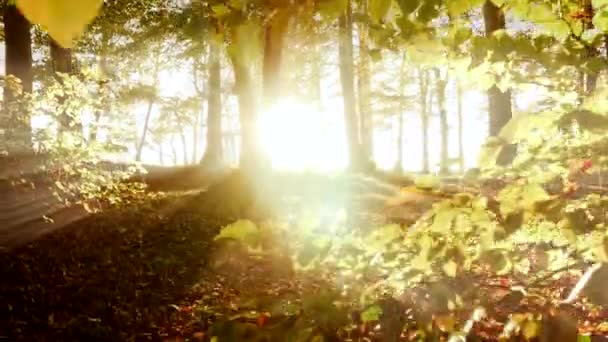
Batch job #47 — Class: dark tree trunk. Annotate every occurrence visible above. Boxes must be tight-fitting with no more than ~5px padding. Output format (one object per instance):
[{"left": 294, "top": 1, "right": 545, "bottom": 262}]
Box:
[
  {"left": 358, "top": 0, "right": 373, "bottom": 167},
  {"left": 201, "top": 40, "right": 223, "bottom": 167},
  {"left": 229, "top": 53, "right": 259, "bottom": 168},
  {"left": 339, "top": 0, "right": 364, "bottom": 171},
  {"left": 582, "top": 0, "right": 598, "bottom": 95},
  {"left": 262, "top": 9, "right": 289, "bottom": 108},
  {"left": 482, "top": 0, "right": 512, "bottom": 137},
  {"left": 4, "top": 4, "right": 33, "bottom": 153},
  {"left": 50, "top": 38, "right": 80, "bottom": 134},
  {"left": 434, "top": 68, "right": 449, "bottom": 175},
  {"left": 418, "top": 68, "right": 430, "bottom": 173}
]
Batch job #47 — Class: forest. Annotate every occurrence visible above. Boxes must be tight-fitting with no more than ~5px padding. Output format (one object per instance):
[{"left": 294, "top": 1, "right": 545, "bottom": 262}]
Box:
[{"left": 1, "top": 0, "right": 608, "bottom": 340}]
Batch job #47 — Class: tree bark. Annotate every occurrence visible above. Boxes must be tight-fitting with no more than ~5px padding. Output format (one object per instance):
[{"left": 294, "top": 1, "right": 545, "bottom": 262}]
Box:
[
  {"left": 201, "top": 39, "right": 223, "bottom": 167},
  {"left": 50, "top": 38, "right": 79, "bottom": 134},
  {"left": 582, "top": 0, "right": 598, "bottom": 95},
  {"left": 135, "top": 100, "right": 154, "bottom": 162},
  {"left": 262, "top": 8, "right": 289, "bottom": 108},
  {"left": 180, "top": 129, "right": 188, "bottom": 165},
  {"left": 418, "top": 68, "right": 430, "bottom": 173},
  {"left": 482, "top": 0, "right": 512, "bottom": 136},
  {"left": 229, "top": 51, "right": 260, "bottom": 169},
  {"left": 357, "top": 0, "right": 373, "bottom": 168},
  {"left": 4, "top": 4, "right": 33, "bottom": 153},
  {"left": 339, "top": 0, "right": 364, "bottom": 171},
  {"left": 434, "top": 68, "right": 449, "bottom": 175}
]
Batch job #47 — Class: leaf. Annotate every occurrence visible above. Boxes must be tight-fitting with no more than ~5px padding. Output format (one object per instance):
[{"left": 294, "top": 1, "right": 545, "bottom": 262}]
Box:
[
  {"left": 16, "top": 0, "right": 103, "bottom": 48},
  {"left": 593, "top": 9, "right": 608, "bottom": 32},
  {"left": 369, "top": 0, "right": 392, "bottom": 22},
  {"left": 443, "top": 260, "right": 458, "bottom": 277},
  {"left": 214, "top": 219, "right": 260, "bottom": 247},
  {"left": 361, "top": 305, "right": 383, "bottom": 322},
  {"left": 318, "top": 0, "right": 348, "bottom": 18},
  {"left": 578, "top": 335, "right": 592, "bottom": 342}
]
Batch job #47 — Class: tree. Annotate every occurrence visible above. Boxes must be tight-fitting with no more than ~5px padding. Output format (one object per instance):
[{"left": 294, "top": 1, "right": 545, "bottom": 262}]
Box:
[
  {"left": 49, "top": 38, "right": 79, "bottom": 134},
  {"left": 200, "top": 37, "right": 223, "bottom": 168},
  {"left": 4, "top": 4, "right": 33, "bottom": 153},
  {"left": 482, "top": 0, "right": 512, "bottom": 137},
  {"left": 338, "top": 0, "right": 364, "bottom": 171},
  {"left": 357, "top": 0, "right": 373, "bottom": 168},
  {"left": 456, "top": 80, "right": 465, "bottom": 173},
  {"left": 418, "top": 68, "right": 430, "bottom": 173},
  {"left": 433, "top": 68, "right": 449, "bottom": 175}
]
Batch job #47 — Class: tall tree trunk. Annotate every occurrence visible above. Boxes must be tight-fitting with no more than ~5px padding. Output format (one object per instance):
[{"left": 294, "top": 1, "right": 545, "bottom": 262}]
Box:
[
  {"left": 135, "top": 100, "right": 154, "bottom": 162},
  {"left": 582, "top": 0, "right": 598, "bottom": 95},
  {"left": 482, "top": 0, "right": 512, "bottom": 136},
  {"left": 418, "top": 68, "right": 430, "bottom": 173},
  {"left": 201, "top": 39, "right": 223, "bottom": 167},
  {"left": 4, "top": 4, "right": 33, "bottom": 154},
  {"left": 180, "top": 128, "right": 188, "bottom": 165},
  {"left": 456, "top": 80, "right": 465, "bottom": 174},
  {"left": 50, "top": 38, "right": 79, "bottom": 134},
  {"left": 357, "top": 0, "right": 373, "bottom": 168},
  {"left": 339, "top": 0, "right": 363, "bottom": 171},
  {"left": 192, "top": 110, "right": 200, "bottom": 164},
  {"left": 434, "top": 68, "right": 449, "bottom": 175},
  {"left": 90, "top": 35, "right": 109, "bottom": 143},
  {"left": 170, "top": 134, "right": 178, "bottom": 165},
  {"left": 395, "top": 52, "right": 407, "bottom": 172},
  {"left": 262, "top": 9, "right": 289, "bottom": 108},
  {"left": 229, "top": 52, "right": 259, "bottom": 168}
]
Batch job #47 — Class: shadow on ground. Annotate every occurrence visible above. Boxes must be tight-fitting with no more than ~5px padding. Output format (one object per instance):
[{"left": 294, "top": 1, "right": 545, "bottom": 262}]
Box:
[{"left": 0, "top": 192, "right": 231, "bottom": 342}]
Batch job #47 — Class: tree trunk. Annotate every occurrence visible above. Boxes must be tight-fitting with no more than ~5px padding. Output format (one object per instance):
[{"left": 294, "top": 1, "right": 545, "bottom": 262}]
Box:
[
  {"left": 395, "top": 52, "right": 407, "bottom": 172},
  {"left": 482, "top": 0, "right": 512, "bottom": 136},
  {"left": 90, "top": 35, "right": 109, "bottom": 143},
  {"left": 50, "top": 38, "right": 79, "bottom": 134},
  {"left": 4, "top": 4, "right": 33, "bottom": 154},
  {"left": 201, "top": 39, "right": 223, "bottom": 167},
  {"left": 229, "top": 51, "right": 260, "bottom": 169},
  {"left": 339, "top": 0, "right": 364, "bottom": 171},
  {"left": 135, "top": 100, "right": 154, "bottom": 162},
  {"left": 456, "top": 80, "right": 465, "bottom": 174},
  {"left": 180, "top": 129, "right": 188, "bottom": 165},
  {"left": 582, "top": 0, "right": 598, "bottom": 95},
  {"left": 262, "top": 9, "right": 289, "bottom": 108},
  {"left": 418, "top": 68, "right": 430, "bottom": 173},
  {"left": 434, "top": 68, "right": 449, "bottom": 175},
  {"left": 357, "top": 0, "right": 373, "bottom": 168},
  {"left": 170, "top": 134, "right": 178, "bottom": 165}
]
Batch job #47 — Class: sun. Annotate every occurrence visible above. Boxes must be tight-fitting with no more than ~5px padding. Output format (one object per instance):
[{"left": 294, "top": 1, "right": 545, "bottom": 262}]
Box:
[{"left": 258, "top": 99, "right": 348, "bottom": 172}]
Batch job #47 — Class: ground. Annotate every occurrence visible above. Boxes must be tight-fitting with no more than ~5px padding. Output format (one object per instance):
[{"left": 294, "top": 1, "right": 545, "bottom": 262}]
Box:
[{"left": 2, "top": 175, "right": 608, "bottom": 341}]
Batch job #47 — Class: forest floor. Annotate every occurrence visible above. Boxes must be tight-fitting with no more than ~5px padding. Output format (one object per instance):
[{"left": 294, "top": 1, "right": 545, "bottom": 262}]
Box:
[{"left": 2, "top": 178, "right": 608, "bottom": 341}]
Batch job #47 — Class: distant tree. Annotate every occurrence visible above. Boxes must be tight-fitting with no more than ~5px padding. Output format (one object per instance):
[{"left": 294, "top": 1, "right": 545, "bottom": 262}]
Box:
[
  {"left": 433, "top": 68, "right": 449, "bottom": 175},
  {"left": 338, "top": 0, "right": 364, "bottom": 171},
  {"left": 357, "top": 0, "right": 373, "bottom": 168},
  {"left": 200, "top": 37, "right": 223, "bottom": 167},
  {"left": 418, "top": 68, "right": 430, "bottom": 173},
  {"left": 482, "top": 0, "right": 512, "bottom": 137}
]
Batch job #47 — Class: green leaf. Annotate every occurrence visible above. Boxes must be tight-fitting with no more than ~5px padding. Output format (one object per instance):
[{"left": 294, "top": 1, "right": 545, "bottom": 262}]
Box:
[
  {"left": 361, "top": 305, "right": 383, "bottom": 322},
  {"left": 214, "top": 219, "right": 260, "bottom": 247},
  {"left": 593, "top": 9, "right": 608, "bottom": 32},
  {"left": 318, "top": 0, "right": 348, "bottom": 18},
  {"left": 397, "top": 0, "right": 419, "bottom": 15},
  {"left": 369, "top": 0, "right": 392, "bottom": 22},
  {"left": 16, "top": 0, "right": 103, "bottom": 48},
  {"left": 578, "top": 335, "right": 592, "bottom": 342}
]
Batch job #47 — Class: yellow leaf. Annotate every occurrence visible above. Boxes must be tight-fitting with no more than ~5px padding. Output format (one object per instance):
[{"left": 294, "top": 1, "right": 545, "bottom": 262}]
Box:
[
  {"left": 16, "top": 0, "right": 103, "bottom": 48},
  {"left": 443, "top": 260, "right": 458, "bottom": 277}
]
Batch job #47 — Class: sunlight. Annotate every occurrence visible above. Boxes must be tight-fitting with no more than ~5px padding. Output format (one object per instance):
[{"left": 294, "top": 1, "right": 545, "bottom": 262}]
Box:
[{"left": 259, "top": 99, "right": 348, "bottom": 172}]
